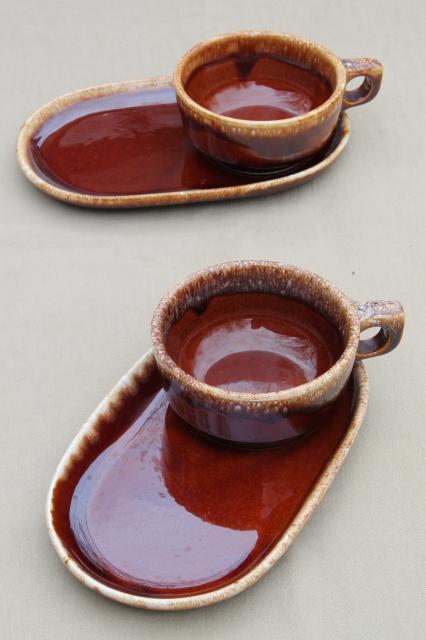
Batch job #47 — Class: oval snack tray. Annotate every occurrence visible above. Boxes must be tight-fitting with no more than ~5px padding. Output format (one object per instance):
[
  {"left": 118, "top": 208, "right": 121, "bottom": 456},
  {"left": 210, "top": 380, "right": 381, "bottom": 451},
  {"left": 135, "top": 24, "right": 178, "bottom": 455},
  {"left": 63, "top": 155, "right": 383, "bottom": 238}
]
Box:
[
  {"left": 18, "top": 77, "right": 350, "bottom": 209},
  {"left": 47, "top": 349, "right": 368, "bottom": 610}
]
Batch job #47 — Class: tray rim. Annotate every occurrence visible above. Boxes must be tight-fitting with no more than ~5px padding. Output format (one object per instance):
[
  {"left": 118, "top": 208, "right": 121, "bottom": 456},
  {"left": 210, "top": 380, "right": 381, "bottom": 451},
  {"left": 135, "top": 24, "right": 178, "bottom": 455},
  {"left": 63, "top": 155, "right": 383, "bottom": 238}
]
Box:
[
  {"left": 46, "top": 349, "right": 368, "bottom": 611},
  {"left": 17, "top": 77, "right": 351, "bottom": 209}
]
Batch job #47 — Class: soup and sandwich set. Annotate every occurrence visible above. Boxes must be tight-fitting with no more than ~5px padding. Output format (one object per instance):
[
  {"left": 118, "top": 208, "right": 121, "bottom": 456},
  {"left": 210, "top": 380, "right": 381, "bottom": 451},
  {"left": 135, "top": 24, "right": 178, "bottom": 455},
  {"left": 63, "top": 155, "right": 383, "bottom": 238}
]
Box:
[{"left": 17, "top": 32, "right": 405, "bottom": 610}]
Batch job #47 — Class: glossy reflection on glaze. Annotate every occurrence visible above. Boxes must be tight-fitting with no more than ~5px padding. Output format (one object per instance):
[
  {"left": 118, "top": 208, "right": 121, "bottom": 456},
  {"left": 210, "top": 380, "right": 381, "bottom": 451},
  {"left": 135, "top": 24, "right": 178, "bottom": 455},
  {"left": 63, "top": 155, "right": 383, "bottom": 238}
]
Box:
[
  {"left": 29, "top": 87, "right": 257, "bottom": 196},
  {"left": 53, "top": 364, "right": 355, "bottom": 597},
  {"left": 166, "top": 293, "right": 343, "bottom": 394},
  {"left": 186, "top": 54, "right": 331, "bottom": 121}
]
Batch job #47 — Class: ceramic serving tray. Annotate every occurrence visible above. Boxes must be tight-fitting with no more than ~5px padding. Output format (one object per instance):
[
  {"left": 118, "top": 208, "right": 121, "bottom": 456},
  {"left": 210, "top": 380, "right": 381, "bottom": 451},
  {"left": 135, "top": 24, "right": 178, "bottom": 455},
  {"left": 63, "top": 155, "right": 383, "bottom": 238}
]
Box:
[
  {"left": 17, "top": 78, "right": 350, "bottom": 209},
  {"left": 47, "top": 349, "right": 368, "bottom": 610}
]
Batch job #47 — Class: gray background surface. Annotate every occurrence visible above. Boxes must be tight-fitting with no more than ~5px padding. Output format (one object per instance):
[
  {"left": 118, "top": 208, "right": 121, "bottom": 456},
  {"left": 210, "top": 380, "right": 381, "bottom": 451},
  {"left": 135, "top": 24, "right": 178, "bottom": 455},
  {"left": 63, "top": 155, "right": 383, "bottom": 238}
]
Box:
[{"left": 1, "top": 1, "right": 425, "bottom": 638}]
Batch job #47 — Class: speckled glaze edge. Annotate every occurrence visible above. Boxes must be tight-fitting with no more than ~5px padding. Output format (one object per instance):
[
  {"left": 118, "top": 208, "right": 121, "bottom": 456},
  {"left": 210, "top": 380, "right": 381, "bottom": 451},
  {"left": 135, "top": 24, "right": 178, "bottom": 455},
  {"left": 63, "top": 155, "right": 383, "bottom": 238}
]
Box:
[
  {"left": 174, "top": 30, "right": 347, "bottom": 134},
  {"left": 16, "top": 77, "right": 350, "bottom": 209},
  {"left": 152, "top": 262, "right": 363, "bottom": 415},
  {"left": 46, "top": 349, "right": 368, "bottom": 611}
]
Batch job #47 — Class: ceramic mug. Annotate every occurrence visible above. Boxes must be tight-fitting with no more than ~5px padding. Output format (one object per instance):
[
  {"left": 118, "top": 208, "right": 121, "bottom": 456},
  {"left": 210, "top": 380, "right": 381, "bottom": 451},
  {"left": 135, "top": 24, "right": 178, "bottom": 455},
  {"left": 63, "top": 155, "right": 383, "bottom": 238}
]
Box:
[
  {"left": 151, "top": 261, "right": 404, "bottom": 446},
  {"left": 174, "top": 31, "right": 383, "bottom": 170}
]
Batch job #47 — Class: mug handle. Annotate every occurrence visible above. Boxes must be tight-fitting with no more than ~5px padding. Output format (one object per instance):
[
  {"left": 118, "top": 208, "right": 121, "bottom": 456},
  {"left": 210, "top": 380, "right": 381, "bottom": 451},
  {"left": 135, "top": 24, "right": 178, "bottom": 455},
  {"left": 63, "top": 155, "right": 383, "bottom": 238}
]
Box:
[
  {"left": 341, "top": 58, "right": 383, "bottom": 110},
  {"left": 355, "top": 301, "right": 405, "bottom": 360}
]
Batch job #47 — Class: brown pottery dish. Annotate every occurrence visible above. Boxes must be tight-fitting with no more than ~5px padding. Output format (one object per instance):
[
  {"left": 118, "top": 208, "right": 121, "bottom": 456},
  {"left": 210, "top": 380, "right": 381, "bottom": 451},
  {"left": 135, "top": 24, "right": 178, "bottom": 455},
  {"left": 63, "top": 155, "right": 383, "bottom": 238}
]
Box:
[
  {"left": 17, "top": 78, "right": 350, "bottom": 208},
  {"left": 175, "top": 31, "right": 382, "bottom": 169},
  {"left": 47, "top": 349, "right": 368, "bottom": 610},
  {"left": 151, "top": 261, "right": 404, "bottom": 445}
]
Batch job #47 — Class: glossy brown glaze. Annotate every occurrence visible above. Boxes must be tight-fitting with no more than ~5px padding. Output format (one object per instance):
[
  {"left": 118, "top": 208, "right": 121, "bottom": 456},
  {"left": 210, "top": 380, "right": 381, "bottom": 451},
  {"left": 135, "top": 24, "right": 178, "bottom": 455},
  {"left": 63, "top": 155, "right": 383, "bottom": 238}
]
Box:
[
  {"left": 175, "top": 31, "right": 383, "bottom": 169},
  {"left": 152, "top": 261, "right": 404, "bottom": 445},
  {"left": 29, "top": 87, "right": 255, "bottom": 196},
  {"left": 52, "top": 361, "right": 356, "bottom": 598},
  {"left": 166, "top": 293, "right": 342, "bottom": 393},
  {"left": 186, "top": 54, "right": 331, "bottom": 121}
]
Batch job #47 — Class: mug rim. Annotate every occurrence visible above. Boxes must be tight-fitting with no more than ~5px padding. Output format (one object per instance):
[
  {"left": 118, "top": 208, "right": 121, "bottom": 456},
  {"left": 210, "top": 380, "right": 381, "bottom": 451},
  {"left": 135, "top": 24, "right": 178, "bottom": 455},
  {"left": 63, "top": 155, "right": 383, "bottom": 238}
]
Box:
[
  {"left": 174, "top": 30, "right": 347, "bottom": 132},
  {"left": 151, "top": 261, "right": 361, "bottom": 407}
]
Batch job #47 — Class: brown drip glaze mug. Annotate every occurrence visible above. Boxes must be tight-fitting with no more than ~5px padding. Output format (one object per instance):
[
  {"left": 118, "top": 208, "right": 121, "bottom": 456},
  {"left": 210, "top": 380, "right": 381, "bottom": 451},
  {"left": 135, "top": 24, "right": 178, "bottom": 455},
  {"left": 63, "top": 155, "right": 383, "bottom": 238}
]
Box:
[
  {"left": 174, "top": 31, "right": 383, "bottom": 170},
  {"left": 151, "top": 261, "right": 404, "bottom": 446}
]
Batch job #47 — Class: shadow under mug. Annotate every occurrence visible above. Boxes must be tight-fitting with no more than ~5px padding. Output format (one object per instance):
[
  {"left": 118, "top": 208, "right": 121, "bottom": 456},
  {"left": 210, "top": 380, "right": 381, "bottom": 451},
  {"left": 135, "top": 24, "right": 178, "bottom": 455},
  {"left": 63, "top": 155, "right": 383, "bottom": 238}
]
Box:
[
  {"left": 151, "top": 261, "right": 404, "bottom": 446},
  {"left": 174, "top": 31, "right": 383, "bottom": 170}
]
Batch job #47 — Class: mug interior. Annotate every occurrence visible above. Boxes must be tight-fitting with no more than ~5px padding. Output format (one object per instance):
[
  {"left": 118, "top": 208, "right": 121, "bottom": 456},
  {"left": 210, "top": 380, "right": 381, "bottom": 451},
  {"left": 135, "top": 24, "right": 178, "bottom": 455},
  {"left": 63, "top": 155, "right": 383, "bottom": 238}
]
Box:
[
  {"left": 179, "top": 33, "right": 340, "bottom": 122},
  {"left": 154, "top": 263, "right": 356, "bottom": 396}
]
